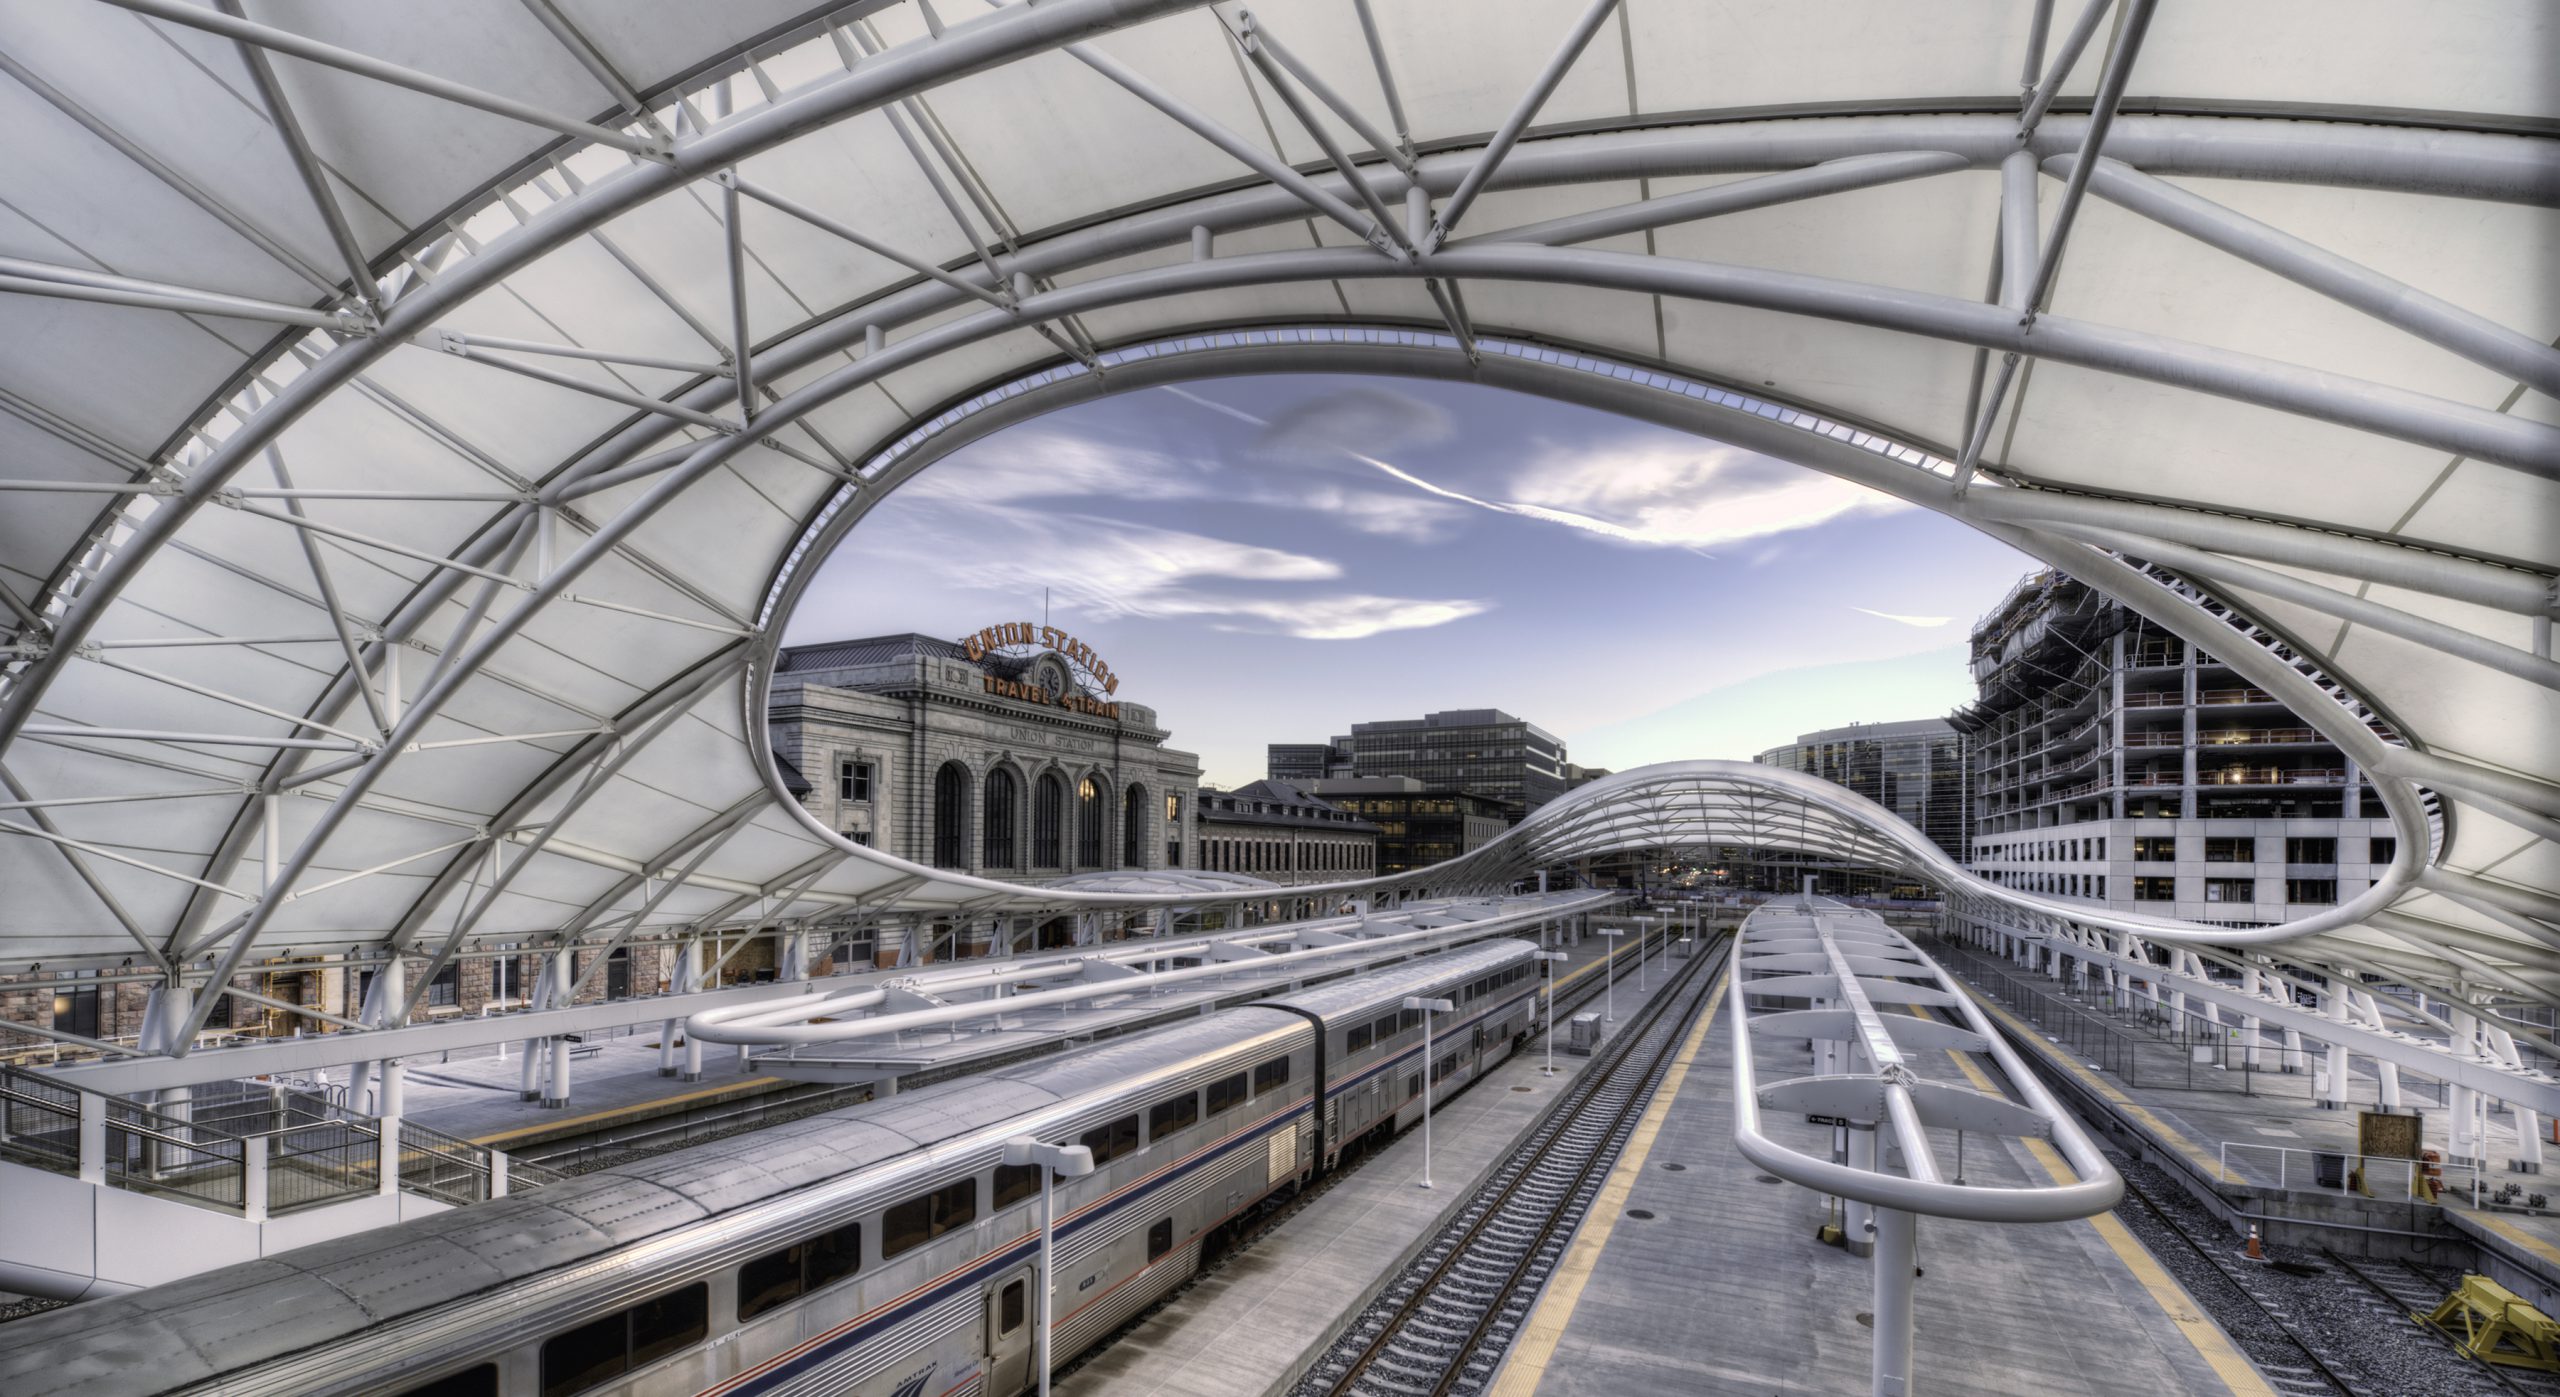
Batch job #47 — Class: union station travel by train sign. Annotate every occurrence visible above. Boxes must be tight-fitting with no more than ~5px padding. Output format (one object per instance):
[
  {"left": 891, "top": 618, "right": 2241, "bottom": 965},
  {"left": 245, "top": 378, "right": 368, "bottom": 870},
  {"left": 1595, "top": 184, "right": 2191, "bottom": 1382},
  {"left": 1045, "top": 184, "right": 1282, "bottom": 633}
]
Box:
[{"left": 961, "top": 620, "right": 1124, "bottom": 719}]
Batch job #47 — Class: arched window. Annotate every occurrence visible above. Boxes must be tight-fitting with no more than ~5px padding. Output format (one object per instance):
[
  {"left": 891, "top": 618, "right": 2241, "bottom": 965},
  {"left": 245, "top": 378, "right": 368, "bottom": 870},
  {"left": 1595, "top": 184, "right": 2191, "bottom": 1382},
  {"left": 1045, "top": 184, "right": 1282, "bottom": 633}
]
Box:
[
  {"left": 983, "top": 768, "right": 1019, "bottom": 869},
  {"left": 1122, "top": 784, "right": 1146, "bottom": 867},
  {"left": 933, "top": 762, "right": 968, "bottom": 868},
  {"left": 1033, "top": 773, "right": 1063, "bottom": 868},
  {"left": 1077, "top": 776, "right": 1105, "bottom": 867}
]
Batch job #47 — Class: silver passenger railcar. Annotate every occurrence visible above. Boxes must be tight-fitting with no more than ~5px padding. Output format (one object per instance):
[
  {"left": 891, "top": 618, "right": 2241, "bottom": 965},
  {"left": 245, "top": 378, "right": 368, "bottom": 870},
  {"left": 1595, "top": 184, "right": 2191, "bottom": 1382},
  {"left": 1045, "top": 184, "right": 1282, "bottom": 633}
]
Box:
[{"left": 0, "top": 940, "right": 1546, "bottom": 1397}]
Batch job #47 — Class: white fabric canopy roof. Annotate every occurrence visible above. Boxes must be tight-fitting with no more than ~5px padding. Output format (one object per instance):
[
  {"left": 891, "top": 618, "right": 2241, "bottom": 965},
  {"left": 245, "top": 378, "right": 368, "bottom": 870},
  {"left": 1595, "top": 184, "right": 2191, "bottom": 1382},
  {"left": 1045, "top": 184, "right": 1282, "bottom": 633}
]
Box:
[{"left": 0, "top": 0, "right": 2550, "bottom": 1050}]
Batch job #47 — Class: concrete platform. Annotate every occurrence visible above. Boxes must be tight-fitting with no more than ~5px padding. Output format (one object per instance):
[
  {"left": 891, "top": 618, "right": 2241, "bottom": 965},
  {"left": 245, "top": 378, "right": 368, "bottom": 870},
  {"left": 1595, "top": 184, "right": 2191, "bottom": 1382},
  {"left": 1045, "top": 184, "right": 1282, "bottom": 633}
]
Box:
[
  {"left": 394, "top": 1033, "right": 800, "bottom": 1156},
  {"left": 1057, "top": 933, "right": 1684, "bottom": 1397},
  {"left": 1934, "top": 940, "right": 2560, "bottom": 1309},
  {"left": 1490, "top": 965, "right": 2270, "bottom": 1397}
]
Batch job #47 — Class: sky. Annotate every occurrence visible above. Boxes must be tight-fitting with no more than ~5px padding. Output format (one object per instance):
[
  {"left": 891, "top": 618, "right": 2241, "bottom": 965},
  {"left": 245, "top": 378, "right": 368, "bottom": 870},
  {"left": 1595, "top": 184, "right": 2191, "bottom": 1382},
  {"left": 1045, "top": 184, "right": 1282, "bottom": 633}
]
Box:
[{"left": 781, "top": 375, "right": 2038, "bottom": 789}]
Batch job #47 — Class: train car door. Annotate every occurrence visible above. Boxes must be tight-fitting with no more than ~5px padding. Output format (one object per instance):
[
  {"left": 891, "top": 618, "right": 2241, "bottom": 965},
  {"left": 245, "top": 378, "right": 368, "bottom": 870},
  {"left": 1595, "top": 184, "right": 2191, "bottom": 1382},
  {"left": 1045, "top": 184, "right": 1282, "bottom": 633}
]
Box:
[{"left": 983, "top": 1263, "right": 1036, "bottom": 1394}]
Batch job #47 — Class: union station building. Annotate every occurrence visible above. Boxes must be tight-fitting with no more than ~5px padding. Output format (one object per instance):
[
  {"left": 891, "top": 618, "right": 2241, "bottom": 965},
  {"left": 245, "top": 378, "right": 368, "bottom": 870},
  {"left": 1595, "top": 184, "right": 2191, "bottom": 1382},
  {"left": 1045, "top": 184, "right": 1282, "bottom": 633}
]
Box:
[{"left": 768, "top": 632, "right": 1203, "bottom": 886}]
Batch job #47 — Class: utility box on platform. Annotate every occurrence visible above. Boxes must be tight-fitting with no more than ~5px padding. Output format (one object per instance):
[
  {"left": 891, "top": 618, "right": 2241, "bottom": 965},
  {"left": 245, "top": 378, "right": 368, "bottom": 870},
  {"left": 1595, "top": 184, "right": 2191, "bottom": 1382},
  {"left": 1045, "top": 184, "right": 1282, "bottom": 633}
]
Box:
[{"left": 1567, "top": 1012, "right": 1604, "bottom": 1056}]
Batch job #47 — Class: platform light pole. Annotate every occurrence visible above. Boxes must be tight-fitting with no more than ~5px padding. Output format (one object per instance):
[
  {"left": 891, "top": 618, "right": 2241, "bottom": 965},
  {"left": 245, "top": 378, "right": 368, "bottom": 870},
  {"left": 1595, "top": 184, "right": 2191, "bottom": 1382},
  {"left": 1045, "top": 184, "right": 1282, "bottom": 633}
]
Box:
[
  {"left": 1599, "top": 928, "right": 1624, "bottom": 1022},
  {"left": 1533, "top": 951, "right": 1567, "bottom": 1075},
  {"left": 1405, "top": 994, "right": 1454, "bottom": 1188},
  {"left": 1636, "top": 916, "right": 1652, "bottom": 994},
  {"left": 1002, "top": 1136, "right": 1096, "bottom": 1397}
]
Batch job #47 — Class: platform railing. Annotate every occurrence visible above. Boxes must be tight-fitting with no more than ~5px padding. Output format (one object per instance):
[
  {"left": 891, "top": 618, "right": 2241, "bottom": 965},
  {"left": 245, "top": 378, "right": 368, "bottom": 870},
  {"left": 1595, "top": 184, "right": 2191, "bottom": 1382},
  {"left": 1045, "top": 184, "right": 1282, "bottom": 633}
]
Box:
[
  {"left": 2216, "top": 1139, "right": 2527, "bottom": 1212},
  {"left": 0, "top": 1061, "right": 550, "bottom": 1218}
]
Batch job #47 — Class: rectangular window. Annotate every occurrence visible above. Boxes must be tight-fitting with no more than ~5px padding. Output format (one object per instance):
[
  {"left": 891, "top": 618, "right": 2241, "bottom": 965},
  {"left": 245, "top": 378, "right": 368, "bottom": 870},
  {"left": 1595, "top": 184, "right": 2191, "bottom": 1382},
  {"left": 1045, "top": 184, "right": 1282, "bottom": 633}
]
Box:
[
  {"left": 1253, "top": 1057, "right": 1290, "bottom": 1094},
  {"left": 2286, "top": 879, "right": 2339, "bottom": 904},
  {"left": 881, "top": 1179, "right": 978, "bottom": 1260},
  {"left": 1149, "top": 1091, "right": 1199, "bottom": 1140},
  {"left": 1371, "top": 1013, "right": 1399, "bottom": 1043},
  {"left": 1346, "top": 1023, "right": 1373, "bottom": 1054},
  {"left": 2203, "top": 837, "right": 2256, "bottom": 863},
  {"left": 2285, "top": 837, "right": 2337, "bottom": 864},
  {"left": 424, "top": 962, "right": 462, "bottom": 1008},
  {"left": 2132, "top": 836, "right": 2175, "bottom": 861},
  {"left": 2204, "top": 878, "right": 2256, "bottom": 903},
  {"left": 540, "top": 1284, "right": 708, "bottom": 1397},
  {"left": 1000, "top": 1278, "right": 1027, "bottom": 1335},
  {"left": 1206, "top": 1071, "right": 1248, "bottom": 1117},
  {"left": 2370, "top": 836, "right": 2398, "bottom": 865},
  {"left": 838, "top": 760, "right": 873, "bottom": 802},
  {"left": 1399, "top": 1008, "right": 1420, "bottom": 1033},
  {"left": 1079, "top": 1114, "right": 1140, "bottom": 1166},
  {"left": 1148, "top": 1217, "right": 1175, "bottom": 1264},
  {"left": 994, "top": 1163, "right": 1042, "bottom": 1210}
]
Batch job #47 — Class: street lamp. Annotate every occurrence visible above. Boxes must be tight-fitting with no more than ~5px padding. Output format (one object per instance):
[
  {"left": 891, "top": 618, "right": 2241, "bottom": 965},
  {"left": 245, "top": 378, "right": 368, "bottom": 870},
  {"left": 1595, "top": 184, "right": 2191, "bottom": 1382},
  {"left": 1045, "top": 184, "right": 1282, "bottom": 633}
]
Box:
[
  {"left": 1598, "top": 928, "right": 1625, "bottom": 1022},
  {"left": 1635, "top": 917, "right": 1652, "bottom": 993},
  {"left": 1002, "top": 1137, "right": 1096, "bottom": 1397},
  {"left": 1532, "top": 952, "right": 1567, "bottom": 1076},
  {"left": 1404, "top": 994, "right": 1454, "bottom": 1188}
]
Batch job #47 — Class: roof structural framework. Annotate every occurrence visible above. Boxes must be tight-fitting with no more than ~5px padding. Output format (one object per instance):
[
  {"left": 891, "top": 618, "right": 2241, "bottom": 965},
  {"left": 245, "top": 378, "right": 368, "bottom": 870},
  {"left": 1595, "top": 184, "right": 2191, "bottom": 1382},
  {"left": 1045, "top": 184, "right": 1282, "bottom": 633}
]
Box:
[{"left": 0, "top": 0, "right": 2553, "bottom": 1078}]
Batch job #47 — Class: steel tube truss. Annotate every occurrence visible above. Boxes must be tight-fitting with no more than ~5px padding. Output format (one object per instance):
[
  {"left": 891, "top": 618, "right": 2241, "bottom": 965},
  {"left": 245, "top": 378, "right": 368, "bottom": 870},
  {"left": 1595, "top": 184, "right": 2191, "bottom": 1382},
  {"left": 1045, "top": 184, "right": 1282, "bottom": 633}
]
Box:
[
  {"left": 1730, "top": 897, "right": 2121, "bottom": 1395},
  {"left": 0, "top": 0, "right": 2550, "bottom": 1106}
]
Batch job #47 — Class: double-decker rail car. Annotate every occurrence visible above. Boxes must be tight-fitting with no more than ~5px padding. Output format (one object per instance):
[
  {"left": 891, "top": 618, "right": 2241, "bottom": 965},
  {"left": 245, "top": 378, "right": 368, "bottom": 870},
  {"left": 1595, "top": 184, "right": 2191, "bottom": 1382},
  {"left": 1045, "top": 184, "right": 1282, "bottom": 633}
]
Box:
[{"left": 0, "top": 941, "right": 1548, "bottom": 1397}]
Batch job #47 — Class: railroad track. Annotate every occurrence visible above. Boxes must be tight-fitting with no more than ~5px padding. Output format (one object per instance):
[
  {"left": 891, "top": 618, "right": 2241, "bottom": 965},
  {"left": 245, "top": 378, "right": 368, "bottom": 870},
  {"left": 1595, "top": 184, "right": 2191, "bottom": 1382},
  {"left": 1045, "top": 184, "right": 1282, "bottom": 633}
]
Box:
[
  {"left": 1056, "top": 926, "right": 1716, "bottom": 1385},
  {"left": 1293, "top": 936, "right": 1724, "bottom": 1397},
  {"left": 2323, "top": 1249, "right": 2560, "bottom": 1397},
  {"left": 2119, "top": 1169, "right": 2560, "bottom": 1397}
]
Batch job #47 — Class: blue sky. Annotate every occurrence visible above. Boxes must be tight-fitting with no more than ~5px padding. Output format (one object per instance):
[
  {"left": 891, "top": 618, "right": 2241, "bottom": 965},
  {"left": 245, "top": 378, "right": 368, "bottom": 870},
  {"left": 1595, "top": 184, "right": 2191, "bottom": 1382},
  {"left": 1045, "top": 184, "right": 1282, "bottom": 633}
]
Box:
[{"left": 783, "top": 375, "right": 2037, "bottom": 788}]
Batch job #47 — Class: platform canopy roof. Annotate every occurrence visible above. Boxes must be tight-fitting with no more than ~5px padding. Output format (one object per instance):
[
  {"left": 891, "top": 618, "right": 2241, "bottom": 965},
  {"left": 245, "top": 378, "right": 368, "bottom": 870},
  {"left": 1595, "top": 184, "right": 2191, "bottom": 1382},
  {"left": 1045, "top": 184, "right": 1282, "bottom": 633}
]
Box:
[{"left": 0, "top": 0, "right": 2551, "bottom": 1047}]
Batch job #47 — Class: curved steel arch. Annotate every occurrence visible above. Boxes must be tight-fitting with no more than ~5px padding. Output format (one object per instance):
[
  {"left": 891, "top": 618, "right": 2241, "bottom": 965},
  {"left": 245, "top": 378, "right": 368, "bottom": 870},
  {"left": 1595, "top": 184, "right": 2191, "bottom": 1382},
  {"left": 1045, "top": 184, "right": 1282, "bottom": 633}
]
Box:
[{"left": 0, "top": 0, "right": 2549, "bottom": 1071}]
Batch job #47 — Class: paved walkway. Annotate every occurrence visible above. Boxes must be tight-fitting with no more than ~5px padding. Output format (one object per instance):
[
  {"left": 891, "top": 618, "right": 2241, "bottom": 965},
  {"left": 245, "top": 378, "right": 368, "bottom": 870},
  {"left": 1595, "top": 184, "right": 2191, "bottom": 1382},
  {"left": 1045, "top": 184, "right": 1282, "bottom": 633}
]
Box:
[
  {"left": 1058, "top": 933, "right": 1680, "bottom": 1397},
  {"left": 1491, "top": 968, "right": 2269, "bottom": 1397}
]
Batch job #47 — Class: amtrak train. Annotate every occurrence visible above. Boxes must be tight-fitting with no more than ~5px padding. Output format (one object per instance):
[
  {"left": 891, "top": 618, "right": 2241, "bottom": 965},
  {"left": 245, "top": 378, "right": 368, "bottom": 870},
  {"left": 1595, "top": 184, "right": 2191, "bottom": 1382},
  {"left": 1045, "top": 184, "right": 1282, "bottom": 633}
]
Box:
[{"left": 0, "top": 939, "right": 1551, "bottom": 1397}]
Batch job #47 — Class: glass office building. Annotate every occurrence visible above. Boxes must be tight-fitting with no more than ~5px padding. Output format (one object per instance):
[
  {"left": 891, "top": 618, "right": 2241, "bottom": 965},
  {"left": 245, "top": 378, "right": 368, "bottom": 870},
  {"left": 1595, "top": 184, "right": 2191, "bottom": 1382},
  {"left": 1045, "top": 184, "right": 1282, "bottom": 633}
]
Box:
[{"left": 1270, "top": 709, "right": 1566, "bottom": 821}]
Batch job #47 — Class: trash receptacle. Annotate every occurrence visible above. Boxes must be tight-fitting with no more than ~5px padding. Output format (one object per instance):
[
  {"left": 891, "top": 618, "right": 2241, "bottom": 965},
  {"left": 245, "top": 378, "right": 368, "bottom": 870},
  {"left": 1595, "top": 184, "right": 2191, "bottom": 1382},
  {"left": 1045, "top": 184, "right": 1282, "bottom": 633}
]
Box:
[
  {"left": 2315, "top": 1152, "right": 2347, "bottom": 1190},
  {"left": 1567, "top": 1012, "right": 1604, "bottom": 1056}
]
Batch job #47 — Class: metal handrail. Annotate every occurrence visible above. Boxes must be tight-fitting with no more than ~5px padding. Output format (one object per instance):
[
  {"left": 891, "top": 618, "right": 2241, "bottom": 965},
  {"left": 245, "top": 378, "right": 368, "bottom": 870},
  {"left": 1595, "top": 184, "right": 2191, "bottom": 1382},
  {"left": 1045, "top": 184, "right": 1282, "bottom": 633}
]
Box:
[{"left": 1729, "top": 898, "right": 2123, "bottom": 1223}]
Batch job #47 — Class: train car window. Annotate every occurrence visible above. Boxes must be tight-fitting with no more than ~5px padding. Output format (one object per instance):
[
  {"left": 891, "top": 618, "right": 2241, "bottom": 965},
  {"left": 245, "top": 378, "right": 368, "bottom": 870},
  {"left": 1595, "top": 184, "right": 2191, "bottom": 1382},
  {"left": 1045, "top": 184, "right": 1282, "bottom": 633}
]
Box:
[
  {"left": 1000, "top": 1279, "right": 1027, "bottom": 1334},
  {"left": 1150, "top": 1091, "right": 1199, "bottom": 1139},
  {"left": 882, "top": 1180, "right": 978, "bottom": 1260},
  {"left": 1370, "top": 1013, "right": 1398, "bottom": 1042},
  {"left": 395, "top": 1364, "right": 497, "bottom": 1397},
  {"left": 1346, "top": 1022, "right": 1373, "bottom": 1054},
  {"left": 1206, "top": 1071, "right": 1247, "bottom": 1117},
  {"left": 541, "top": 1311, "right": 630, "bottom": 1397},
  {"left": 1399, "top": 1008, "right": 1419, "bottom": 1033},
  {"left": 1406, "top": 1073, "right": 1421, "bottom": 1099},
  {"left": 737, "top": 1244, "right": 804, "bottom": 1321},
  {"left": 1253, "top": 1057, "right": 1290, "bottom": 1094},
  {"left": 994, "top": 1162, "right": 1043, "bottom": 1209},
  {"left": 630, "top": 1284, "right": 708, "bottom": 1368},
  {"left": 1148, "top": 1217, "right": 1175, "bottom": 1263},
  {"left": 541, "top": 1283, "right": 707, "bottom": 1397},
  {"left": 806, "top": 1221, "right": 862, "bottom": 1292},
  {"left": 1080, "top": 1114, "right": 1139, "bottom": 1166}
]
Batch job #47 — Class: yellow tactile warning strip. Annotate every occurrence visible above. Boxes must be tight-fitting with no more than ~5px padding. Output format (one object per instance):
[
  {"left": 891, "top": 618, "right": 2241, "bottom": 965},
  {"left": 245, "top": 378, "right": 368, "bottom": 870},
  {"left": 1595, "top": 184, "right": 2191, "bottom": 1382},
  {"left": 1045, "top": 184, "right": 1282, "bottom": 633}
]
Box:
[
  {"left": 1961, "top": 986, "right": 2239, "bottom": 1184},
  {"left": 1487, "top": 965, "right": 1729, "bottom": 1397},
  {"left": 468, "top": 1074, "right": 782, "bottom": 1147},
  {"left": 1924, "top": 1013, "right": 2276, "bottom": 1397},
  {"left": 2457, "top": 1206, "right": 2560, "bottom": 1271}
]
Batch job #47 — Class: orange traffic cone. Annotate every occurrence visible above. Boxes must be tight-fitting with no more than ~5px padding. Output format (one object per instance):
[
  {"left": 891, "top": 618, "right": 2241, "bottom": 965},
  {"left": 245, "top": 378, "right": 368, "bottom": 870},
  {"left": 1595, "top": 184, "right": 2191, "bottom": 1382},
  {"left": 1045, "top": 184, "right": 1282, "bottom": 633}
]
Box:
[{"left": 2244, "top": 1225, "right": 2266, "bottom": 1262}]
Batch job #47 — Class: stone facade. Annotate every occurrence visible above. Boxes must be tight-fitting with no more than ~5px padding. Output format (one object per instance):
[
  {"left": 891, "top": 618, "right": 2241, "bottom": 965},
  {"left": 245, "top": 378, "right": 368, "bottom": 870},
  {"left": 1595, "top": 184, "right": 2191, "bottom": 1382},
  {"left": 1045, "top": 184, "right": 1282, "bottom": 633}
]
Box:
[
  {"left": 1197, "top": 780, "right": 1380, "bottom": 885},
  {"left": 769, "top": 634, "right": 1201, "bottom": 882}
]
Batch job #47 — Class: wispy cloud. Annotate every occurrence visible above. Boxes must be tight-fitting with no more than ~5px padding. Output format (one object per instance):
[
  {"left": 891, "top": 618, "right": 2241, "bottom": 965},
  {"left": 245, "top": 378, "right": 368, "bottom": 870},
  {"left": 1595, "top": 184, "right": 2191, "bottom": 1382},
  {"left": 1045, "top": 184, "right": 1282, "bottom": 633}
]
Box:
[
  {"left": 1504, "top": 440, "right": 1911, "bottom": 549},
  {"left": 1170, "top": 384, "right": 1695, "bottom": 549},
  {"left": 848, "top": 497, "right": 1484, "bottom": 641},
  {"left": 1850, "top": 606, "right": 1954, "bottom": 628}
]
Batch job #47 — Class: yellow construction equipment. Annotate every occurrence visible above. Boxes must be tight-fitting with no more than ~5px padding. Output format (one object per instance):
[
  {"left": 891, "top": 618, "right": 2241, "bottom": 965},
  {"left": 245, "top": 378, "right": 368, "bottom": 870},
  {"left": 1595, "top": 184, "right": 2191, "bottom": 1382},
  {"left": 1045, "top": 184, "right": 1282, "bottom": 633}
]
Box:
[{"left": 2420, "top": 1275, "right": 2560, "bottom": 1372}]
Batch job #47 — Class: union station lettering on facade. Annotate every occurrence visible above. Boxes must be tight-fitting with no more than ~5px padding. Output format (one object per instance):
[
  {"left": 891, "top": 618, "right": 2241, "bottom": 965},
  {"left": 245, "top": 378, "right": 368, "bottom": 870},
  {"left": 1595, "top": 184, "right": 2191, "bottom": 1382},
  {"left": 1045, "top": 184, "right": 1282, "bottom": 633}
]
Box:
[{"left": 962, "top": 620, "right": 1120, "bottom": 695}]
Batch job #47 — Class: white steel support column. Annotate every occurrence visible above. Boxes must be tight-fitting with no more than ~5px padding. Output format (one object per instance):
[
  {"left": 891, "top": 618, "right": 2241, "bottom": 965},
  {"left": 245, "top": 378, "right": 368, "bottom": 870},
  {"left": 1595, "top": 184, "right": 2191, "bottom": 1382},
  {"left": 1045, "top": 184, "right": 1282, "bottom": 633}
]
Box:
[
  {"left": 2321, "top": 986, "right": 2352, "bottom": 1110},
  {"left": 2450, "top": 1004, "right": 2483, "bottom": 1167},
  {"left": 1872, "top": 1203, "right": 1918, "bottom": 1397}
]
